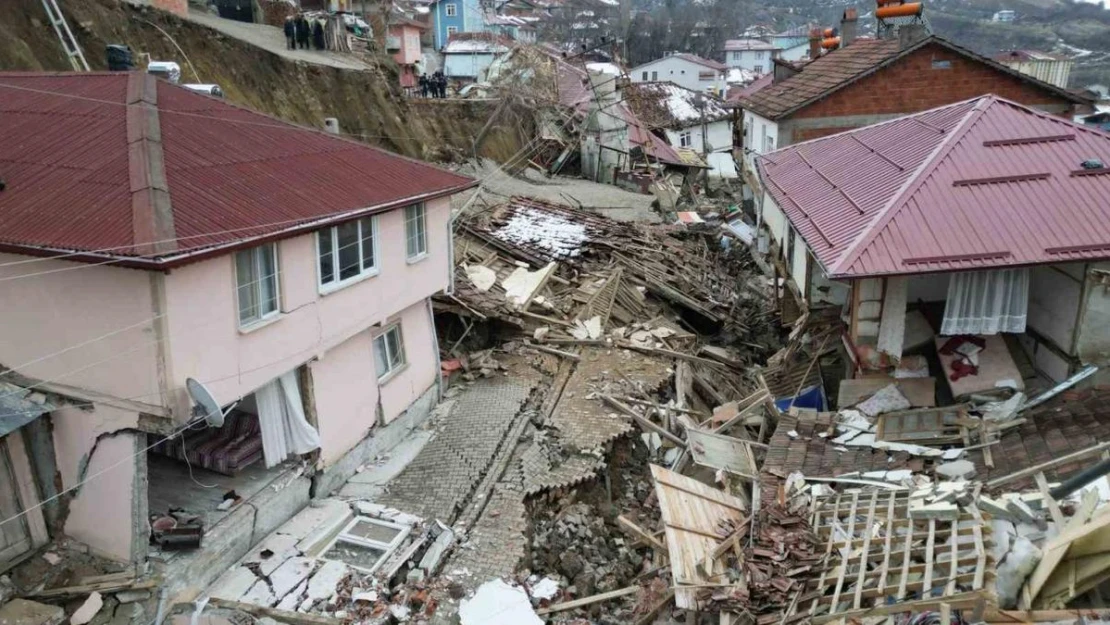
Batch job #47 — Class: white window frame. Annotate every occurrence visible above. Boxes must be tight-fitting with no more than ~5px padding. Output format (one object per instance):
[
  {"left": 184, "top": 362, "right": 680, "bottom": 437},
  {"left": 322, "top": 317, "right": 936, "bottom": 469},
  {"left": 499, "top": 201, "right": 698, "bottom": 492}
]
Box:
[
  {"left": 319, "top": 516, "right": 411, "bottom": 574},
  {"left": 765, "top": 134, "right": 775, "bottom": 153},
  {"left": 755, "top": 51, "right": 764, "bottom": 59},
  {"left": 445, "top": 3, "right": 457, "bottom": 16},
  {"left": 679, "top": 130, "right": 693, "bottom": 148},
  {"left": 446, "top": 25, "right": 458, "bottom": 37},
  {"left": 732, "top": 51, "right": 741, "bottom": 61},
  {"left": 374, "top": 323, "right": 407, "bottom": 381},
  {"left": 404, "top": 204, "right": 428, "bottom": 261},
  {"left": 754, "top": 64, "right": 763, "bottom": 74},
  {"left": 316, "top": 216, "right": 379, "bottom": 294},
  {"left": 235, "top": 243, "right": 280, "bottom": 329}
]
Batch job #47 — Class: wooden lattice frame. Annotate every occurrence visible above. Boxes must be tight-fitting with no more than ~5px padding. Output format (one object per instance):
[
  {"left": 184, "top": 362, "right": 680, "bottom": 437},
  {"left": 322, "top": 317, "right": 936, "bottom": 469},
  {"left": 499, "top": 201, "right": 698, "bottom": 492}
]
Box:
[{"left": 794, "top": 490, "right": 995, "bottom": 623}]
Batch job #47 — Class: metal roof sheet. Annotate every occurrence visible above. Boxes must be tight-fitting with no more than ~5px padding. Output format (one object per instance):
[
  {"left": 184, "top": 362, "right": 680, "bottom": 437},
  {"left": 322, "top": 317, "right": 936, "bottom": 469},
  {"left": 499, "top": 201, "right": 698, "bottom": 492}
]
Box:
[
  {"left": 739, "top": 36, "right": 1087, "bottom": 121},
  {"left": 757, "top": 95, "right": 1110, "bottom": 278},
  {"left": 0, "top": 72, "right": 476, "bottom": 265}
]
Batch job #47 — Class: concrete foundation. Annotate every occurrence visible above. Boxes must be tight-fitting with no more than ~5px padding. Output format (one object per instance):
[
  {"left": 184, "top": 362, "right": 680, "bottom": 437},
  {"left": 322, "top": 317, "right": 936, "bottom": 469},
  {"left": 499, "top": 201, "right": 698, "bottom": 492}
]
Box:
[
  {"left": 313, "top": 383, "right": 439, "bottom": 498},
  {"left": 158, "top": 472, "right": 311, "bottom": 602}
]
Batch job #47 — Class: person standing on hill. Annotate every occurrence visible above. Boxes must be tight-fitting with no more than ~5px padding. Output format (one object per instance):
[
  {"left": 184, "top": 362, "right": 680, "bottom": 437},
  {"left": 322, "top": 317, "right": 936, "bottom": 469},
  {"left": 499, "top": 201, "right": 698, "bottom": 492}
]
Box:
[
  {"left": 284, "top": 16, "right": 296, "bottom": 50},
  {"left": 419, "top": 73, "right": 429, "bottom": 98},
  {"left": 312, "top": 19, "right": 325, "bottom": 50},
  {"left": 295, "top": 15, "right": 310, "bottom": 49}
]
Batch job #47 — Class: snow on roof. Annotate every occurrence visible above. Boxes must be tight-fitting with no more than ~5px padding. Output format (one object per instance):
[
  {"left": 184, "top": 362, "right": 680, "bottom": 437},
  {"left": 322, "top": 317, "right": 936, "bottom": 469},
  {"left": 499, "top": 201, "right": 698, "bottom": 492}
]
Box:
[
  {"left": 723, "top": 38, "right": 778, "bottom": 51},
  {"left": 624, "top": 81, "right": 731, "bottom": 129},
  {"left": 726, "top": 68, "right": 759, "bottom": 84},
  {"left": 492, "top": 205, "right": 589, "bottom": 258},
  {"left": 444, "top": 39, "right": 509, "bottom": 53},
  {"left": 586, "top": 62, "right": 622, "bottom": 75}
]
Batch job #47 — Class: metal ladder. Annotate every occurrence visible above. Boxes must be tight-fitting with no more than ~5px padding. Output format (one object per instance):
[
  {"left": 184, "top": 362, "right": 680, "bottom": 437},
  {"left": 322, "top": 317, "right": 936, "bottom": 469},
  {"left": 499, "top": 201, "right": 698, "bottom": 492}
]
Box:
[{"left": 41, "top": 0, "right": 90, "bottom": 71}]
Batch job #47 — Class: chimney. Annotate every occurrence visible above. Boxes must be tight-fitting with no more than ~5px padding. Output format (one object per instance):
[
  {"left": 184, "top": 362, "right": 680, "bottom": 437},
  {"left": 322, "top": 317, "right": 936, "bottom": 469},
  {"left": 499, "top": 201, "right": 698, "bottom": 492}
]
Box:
[
  {"left": 840, "top": 7, "right": 858, "bottom": 47},
  {"left": 773, "top": 58, "right": 799, "bottom": 83},
  {"left": 808, "top": 28, "right": 822, "bottom": 59},
  {"left": 898, "top": 23, "right": 928, "bottom": 49}
]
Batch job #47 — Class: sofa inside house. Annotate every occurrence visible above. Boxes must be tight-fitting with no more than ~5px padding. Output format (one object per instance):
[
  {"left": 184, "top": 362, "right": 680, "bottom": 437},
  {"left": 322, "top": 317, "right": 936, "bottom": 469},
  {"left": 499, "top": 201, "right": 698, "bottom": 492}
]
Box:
[{"left": 151, "top": 410, "right": 264, "bottom": 476}]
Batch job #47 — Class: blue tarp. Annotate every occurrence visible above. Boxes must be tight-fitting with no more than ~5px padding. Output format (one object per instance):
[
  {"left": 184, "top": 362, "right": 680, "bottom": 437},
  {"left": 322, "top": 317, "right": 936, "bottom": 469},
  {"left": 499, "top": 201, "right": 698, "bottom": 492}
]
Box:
[{"left": 774, "top": 384, "right": 827, "bottom": 413}]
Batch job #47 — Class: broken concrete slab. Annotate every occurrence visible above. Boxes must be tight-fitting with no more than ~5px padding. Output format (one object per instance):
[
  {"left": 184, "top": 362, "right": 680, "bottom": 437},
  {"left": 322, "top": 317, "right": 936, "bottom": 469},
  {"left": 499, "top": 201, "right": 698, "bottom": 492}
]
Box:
[
  {"left": 909, "top": 501, "right": 959, "bottom": 521},
  {"left": 270, "top": 557, "right": 316, "bottom": 599},
  {"left": 275, "top": 580, "right": 306, "bottom": 612},
  {"left": 241, "top": 581, "right": 276, "bottom": 607},
  {"left": 354, "top": 502, "right": 422, "bottom": 527},
  {"left": 1006, "top": 497, "right": 1039, "bottom": 524},
  {"left": 209, "top": 566, "right": 259, "bottom": 602},
  {"left": 0, "top": 599, "right": 65, "bottom": 625},
  {"left": 418, "top": 524, "right": 455, "bottom": 574},
  {"left": 936, "top": 460, "right": 976, "bottom": 480},
  {"left": 70, "top": 592, "right": 103, "bottom": 625},
  {"left": 979, "top": 496, "right": 1012, "bottom": 520},
  {"left": 306, "top": 561, "right": 349, "bottom": 603},
  {"left": 460, "top": 580, "right": 542, "bottom": 625},
  {"left": 290, "top": 500, "right": 354, "bottom": 556}
]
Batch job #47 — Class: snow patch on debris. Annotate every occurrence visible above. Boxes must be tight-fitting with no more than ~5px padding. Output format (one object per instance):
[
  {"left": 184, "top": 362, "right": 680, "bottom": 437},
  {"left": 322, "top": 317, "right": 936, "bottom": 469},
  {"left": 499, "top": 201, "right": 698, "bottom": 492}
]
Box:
[
  {"left": 460, "top": 579, "right": 542, "bottom": 625},
  {"left": 493, "top": 207, "right": 589, "bottom": 258}
]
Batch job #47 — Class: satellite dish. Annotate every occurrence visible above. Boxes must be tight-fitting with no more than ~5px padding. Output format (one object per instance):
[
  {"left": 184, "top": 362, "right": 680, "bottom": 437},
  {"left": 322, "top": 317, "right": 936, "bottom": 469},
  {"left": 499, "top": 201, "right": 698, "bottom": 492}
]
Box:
[{"left": 186, "top": 378, "right": 231, "bottom": 428}]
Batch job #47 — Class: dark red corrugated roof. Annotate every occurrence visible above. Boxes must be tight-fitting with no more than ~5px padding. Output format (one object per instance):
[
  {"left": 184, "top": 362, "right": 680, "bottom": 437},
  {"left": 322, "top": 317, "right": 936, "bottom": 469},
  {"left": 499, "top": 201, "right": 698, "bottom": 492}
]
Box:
[
  {"left": 739, "top": 36, "right": 1087, "bottom": 121},
  {"left": 0, "top": 72, "right": 475, "bottom": 265},
  {"left": 758, "top": 95, "right": 1110, "bottom": 278}
]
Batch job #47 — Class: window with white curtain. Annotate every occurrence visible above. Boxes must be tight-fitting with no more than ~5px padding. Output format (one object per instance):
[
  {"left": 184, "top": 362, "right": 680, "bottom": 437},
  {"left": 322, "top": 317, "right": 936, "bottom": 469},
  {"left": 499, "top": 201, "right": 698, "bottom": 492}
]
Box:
[
  {"left": 317, "top": 217, "right": 378, "bottom": 292},
  {"left": 236, "top": 244, "right": 279, "bottom": 327},
  {"left": 941, "top": 268, "right": 1030, "bottom": 335},
  {"left": 404, "top": 204, "right": 427, "bottom": 260},
  {"left": 374, "top": 324, "right": 407, "bottom": 380}
]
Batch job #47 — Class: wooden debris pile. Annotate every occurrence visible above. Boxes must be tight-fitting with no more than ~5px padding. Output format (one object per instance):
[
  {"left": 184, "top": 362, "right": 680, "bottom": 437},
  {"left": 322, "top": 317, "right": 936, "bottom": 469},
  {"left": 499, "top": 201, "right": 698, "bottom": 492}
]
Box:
[{"left": 438, "top": 196, "right": 777, "bottom": 359}]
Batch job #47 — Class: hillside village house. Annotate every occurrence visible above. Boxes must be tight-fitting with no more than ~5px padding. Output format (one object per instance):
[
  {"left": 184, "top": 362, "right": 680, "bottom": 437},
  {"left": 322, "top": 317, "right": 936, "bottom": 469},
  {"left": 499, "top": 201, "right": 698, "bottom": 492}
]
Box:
[
  {"left": 0, "top": 72, "right": 474, "bottom": 590},
  {"left": 629, "top": 53, "right": 728, "bottom": 96},
  {"left": 442, "top": 32, "right": 513, "bottom": 81},
  {"left": 427, "top": 0, "right": 483, "bottom": 49},
  {"left": 722, "top": 39, "right": 780, "bottom": 74},
  {"left": 733, "top": 18, "right": 1088, "bottom": 197},
  {"left": 623, "top": 82, "right": 737, "bottom": 179},
  {"left": 755, "top": 95, "right": 1110, "bottom": 402},
  {"left": 387, "top": 15, "right": 428, "bottom": 90}
]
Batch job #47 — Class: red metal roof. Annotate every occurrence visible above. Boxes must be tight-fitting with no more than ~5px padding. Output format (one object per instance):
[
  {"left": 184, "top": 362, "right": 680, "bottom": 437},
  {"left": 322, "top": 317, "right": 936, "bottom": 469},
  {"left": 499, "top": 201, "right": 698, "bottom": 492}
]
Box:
[
  {"left": 739, "top": 36, "right": 1087, "bottom": 121},
  {"left": 0, "top": 72, "right": 475, "bottom": 265},
  {"left": 757, "top": 95, "right": 1110, "bottom": 278}
]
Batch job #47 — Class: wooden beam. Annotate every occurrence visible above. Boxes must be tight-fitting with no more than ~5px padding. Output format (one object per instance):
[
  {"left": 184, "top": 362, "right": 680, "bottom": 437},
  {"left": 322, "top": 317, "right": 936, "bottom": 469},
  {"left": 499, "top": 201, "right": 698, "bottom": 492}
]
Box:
[
  {"left": 208, "top": 599, "right": 342, "bottom": 625},
  {"left": 602, "top": 395, "right": 687, "bottom": 448},
  {"left": 987, "top": 441, "right": 1110, "bottom": 489},
  {"left": 522, "top": 342, "right": 581, "bottom": 361},
  {"left": 618, "top": 515, "right": 667, "bottom": 553},
  {"left": 710, "top": 517, "right": 751, "bottom": 560},
  {"left": 29, "top": 579, "right": 158, "bottom": 600},
  {"left": 536, "top": 586, "right": 640, "bottom": 615}
]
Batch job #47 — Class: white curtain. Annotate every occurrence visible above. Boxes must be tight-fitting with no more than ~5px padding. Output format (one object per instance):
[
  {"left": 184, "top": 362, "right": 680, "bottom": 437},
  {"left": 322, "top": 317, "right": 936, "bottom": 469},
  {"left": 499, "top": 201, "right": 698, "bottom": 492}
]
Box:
[
  {"left": 941, "top": 268, "right": 1030, "bottom": 336},
  {"left": 255, "top": 372, "right": 322, "bottom": 468}
]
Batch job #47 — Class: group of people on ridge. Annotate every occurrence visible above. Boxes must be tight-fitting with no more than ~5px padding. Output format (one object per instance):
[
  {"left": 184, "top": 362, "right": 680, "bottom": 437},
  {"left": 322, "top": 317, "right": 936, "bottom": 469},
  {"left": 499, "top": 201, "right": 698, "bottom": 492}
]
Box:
[
  {"left": 420, "top": 71, "right": 448, "bottom": 99},
  {"left": 284, "top": 14, "right": 325, "bottom": 51}
]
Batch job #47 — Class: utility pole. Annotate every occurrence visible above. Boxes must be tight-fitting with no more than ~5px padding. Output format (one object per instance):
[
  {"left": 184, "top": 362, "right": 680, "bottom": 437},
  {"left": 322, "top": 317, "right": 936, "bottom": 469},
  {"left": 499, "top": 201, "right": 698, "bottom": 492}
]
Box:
[
  {"left": 619, "top": 0, "right": 631, "bottom": 63},
  {"left": 695, "top": 93, "right": 709, "bottom": 190}
]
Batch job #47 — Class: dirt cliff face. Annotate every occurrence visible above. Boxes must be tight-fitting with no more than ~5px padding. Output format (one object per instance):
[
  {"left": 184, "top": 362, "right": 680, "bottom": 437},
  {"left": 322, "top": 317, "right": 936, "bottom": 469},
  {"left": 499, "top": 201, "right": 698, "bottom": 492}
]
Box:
[{"left": 0, "top": 0, "right": 529, "bottom": 162}]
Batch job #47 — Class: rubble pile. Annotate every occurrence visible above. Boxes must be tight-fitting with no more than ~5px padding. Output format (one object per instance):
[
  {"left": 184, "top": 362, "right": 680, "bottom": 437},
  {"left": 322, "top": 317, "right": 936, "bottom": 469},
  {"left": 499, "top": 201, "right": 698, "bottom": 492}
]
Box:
[
  {"left": 439, "top": 195, "right": 778, "bottom": 361},
  {"left": 710, "top": 505, "right": 823, "bottom": 621}
]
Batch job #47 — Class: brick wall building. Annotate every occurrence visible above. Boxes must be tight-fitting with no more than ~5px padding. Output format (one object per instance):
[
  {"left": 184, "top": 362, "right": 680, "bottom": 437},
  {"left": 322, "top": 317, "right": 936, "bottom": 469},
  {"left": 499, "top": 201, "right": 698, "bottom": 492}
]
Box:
[{"left": 737, "top": 29, "right": 1086, "bottom": 149}]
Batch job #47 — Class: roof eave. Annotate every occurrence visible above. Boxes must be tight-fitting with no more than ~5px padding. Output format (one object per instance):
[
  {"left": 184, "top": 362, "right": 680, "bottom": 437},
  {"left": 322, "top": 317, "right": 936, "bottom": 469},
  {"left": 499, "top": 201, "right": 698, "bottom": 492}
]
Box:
[{"left": 2, "top": 181, "right": 478, "bottom": 272}]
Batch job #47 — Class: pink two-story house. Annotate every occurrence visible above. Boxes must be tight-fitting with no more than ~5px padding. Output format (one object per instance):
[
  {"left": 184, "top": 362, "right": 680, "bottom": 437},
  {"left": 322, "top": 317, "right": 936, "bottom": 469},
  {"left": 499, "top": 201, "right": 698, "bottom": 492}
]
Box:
[
  {"left": 0, "top": 72, "right": 474, "bottom": 591},
  {"left": 389, "top": 17, "right": 428, "bottom": 90}
]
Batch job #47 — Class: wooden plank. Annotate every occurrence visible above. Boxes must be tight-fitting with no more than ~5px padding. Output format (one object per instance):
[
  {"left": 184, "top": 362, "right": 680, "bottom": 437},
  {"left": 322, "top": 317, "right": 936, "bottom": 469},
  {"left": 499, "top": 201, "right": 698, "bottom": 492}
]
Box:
[
  {"left": 31, "top": 579, "right": 159, "bottom": 600},
  {"left": 924, "top": 519, "right": 936, "bottom": 595},
  {"left": 685, "top": 428, "right": 759, "bottom": 479},
  {"left": 973, "top": 524, "right": 986, "bottom": 590},
  {"left": 711, "top": 517, "right": 751, "bottom": 560},
  {"left": 523, "top": 342, "right": 581, "bottom": 361},
  {"left": 838, "top": 376, "right": 936, "bottom": 408},
  {"left": 536, "top": 586, "right": 640, "bottom": 615},
  {"left": 898, "top": 519, "right": 913, "bottom": 600},
  {"left": 877, "top": 492, "right": 896, "bottom": 595},
  {"left": 810, "top": 496, "right": 840, "bottom": 616},
  {"left": 5, "top": 435, "right": 48, "bottom": 549},
  {"left": 829, "top": 492, "right": 859, "bottom": 612},
  {"left": 1035, "top": 472, "right": 1066, "bottom": 528},
  {"left": 947, "top": 519, "right": 959, "bottom": 595},
  {"left": 602, "top": 396, "right": 687, "bottom": 448},
  {"left": 1024, "top": 509, "right": 1110, "bottom": 604},
  {"left": 853, "top": 491, "right": 879, "bottom": 609},
  {"left": 650, "top": 464, "right": 747, "bottom": 610},
  {"left": 208, "top": 599, "right": 341, "bottom": 625},
  {"left": 618, "top": 515, "right": 667, "bottom": 553},
  {"left": 987, "top": 441, "right": 1110, "bottom": 489}
]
